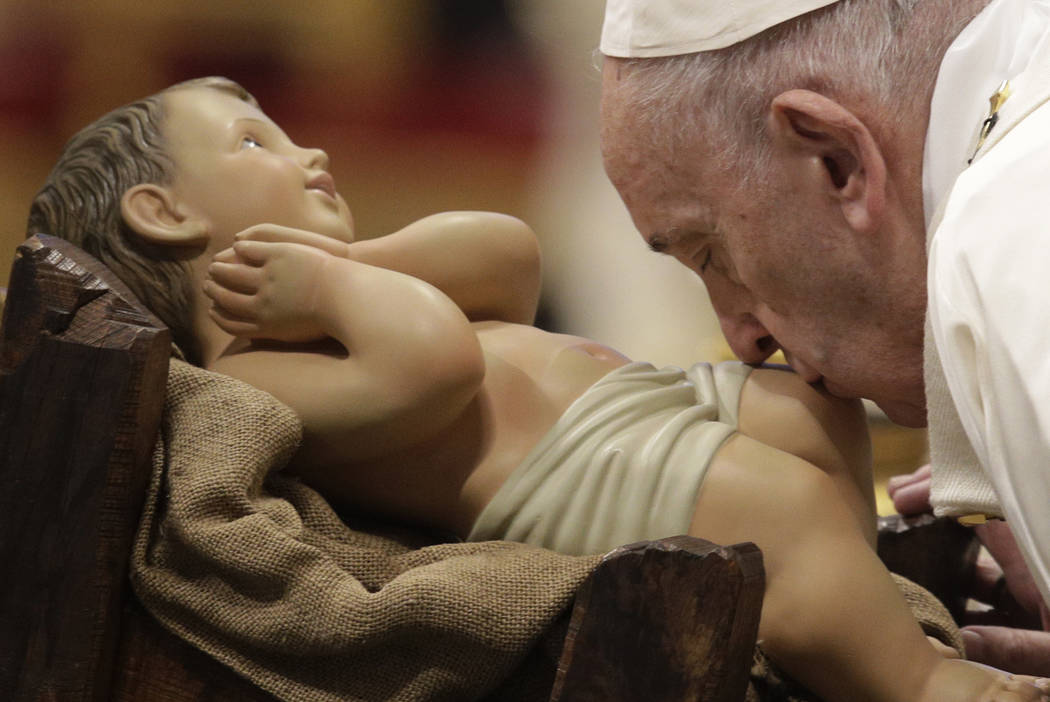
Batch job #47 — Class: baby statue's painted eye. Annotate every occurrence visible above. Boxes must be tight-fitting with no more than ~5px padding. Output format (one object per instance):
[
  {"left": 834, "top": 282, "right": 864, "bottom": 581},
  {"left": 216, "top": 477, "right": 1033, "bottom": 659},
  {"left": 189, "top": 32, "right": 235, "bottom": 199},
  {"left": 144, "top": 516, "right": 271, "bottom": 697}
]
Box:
[{"left": 241, "top": 135, "right": 262, "bottom": 149}]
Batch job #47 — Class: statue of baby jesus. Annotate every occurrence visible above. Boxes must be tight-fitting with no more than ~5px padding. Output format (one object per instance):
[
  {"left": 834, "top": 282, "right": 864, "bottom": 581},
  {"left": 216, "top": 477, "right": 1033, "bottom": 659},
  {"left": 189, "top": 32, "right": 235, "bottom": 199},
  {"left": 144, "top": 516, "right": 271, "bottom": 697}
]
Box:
[{"left": 28, "top": 76, "right": 1049, "bottom": 702}]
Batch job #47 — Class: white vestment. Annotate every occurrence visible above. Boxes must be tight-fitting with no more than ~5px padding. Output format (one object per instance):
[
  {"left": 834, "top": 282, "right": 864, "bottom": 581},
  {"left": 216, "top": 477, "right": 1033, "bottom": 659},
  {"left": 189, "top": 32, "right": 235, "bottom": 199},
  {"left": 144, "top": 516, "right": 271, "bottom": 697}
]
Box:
[{"left": 924, "top": 0, "right": 1050, "bottom": 608}]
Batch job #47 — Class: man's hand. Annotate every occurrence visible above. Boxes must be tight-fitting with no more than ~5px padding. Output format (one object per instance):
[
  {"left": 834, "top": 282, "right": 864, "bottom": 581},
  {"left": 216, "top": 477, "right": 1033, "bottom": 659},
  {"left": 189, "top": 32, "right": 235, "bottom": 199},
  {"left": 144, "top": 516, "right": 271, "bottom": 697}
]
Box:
[
  {"left": 887, "top": 464, "right": 1050, "bottom": 674},
  {"left": 973, "top": 520, "right": 1049, "bottom": 627},
  {"left": 235, "top": 223, "right": 351, "bottom": 258},
  {"left": 963, "top": 519, "right": 1050, "bottom": 675},
  {"left": 887, "top": 463, "right": 933, "bottom": 515},
  {"left": 204, "top": 239, "right": 335, "bottom": 343},
  {"left": 962, "top": 626, "right": 1050, "bottom": 676}
]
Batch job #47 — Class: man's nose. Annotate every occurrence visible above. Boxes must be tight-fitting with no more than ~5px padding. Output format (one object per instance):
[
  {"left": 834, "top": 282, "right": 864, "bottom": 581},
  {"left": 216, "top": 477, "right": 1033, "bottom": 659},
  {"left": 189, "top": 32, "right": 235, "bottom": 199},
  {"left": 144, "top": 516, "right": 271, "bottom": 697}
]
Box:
[{"left": 718, "top": 312, "right": 779, "bottom": 365}]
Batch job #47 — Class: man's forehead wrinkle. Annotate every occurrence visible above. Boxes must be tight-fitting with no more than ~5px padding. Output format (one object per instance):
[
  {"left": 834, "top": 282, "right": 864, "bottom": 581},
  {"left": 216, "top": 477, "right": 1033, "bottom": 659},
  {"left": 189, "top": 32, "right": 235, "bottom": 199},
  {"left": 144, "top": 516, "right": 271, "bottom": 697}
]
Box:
[{"left": 604, "top": 150, "right": 669, "bottom": 217}]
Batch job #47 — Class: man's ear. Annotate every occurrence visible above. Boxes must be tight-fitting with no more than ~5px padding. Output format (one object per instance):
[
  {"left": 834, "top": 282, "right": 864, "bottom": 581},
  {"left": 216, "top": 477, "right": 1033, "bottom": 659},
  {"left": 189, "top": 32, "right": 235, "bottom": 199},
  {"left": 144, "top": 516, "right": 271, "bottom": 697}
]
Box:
[
  {"left": 767, "top": 89, "right": 886, "bottom": 233},
  {"left": 120, "top": 183, "right": 210, "bottom": 246}
]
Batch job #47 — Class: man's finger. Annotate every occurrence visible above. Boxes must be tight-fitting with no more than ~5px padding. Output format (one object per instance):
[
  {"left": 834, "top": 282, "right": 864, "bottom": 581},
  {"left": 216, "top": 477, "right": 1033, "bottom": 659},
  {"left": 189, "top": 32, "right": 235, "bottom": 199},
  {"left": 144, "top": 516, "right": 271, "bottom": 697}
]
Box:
[
  {"left": 886, "top": 463, "right": 931, "bottom": 495},
  {"left": 962, "top": 626, "right": 1050, "bottom": 676},
  {"left": 889, "top": 477, "right": 933, "bottom": 515}
]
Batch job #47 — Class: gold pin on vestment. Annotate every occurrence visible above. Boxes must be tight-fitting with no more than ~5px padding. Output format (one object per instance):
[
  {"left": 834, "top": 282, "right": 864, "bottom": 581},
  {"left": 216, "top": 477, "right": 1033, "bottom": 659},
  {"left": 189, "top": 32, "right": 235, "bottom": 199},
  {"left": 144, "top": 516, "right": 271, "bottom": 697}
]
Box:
[{"left": 969, "top": 79, "right": 1012, "bottom": 164}]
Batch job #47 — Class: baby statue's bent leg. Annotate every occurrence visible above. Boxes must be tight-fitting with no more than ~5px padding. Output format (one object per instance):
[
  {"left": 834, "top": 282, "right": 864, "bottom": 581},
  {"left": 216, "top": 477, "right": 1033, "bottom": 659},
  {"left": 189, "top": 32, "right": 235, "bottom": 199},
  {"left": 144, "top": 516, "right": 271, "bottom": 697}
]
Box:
[{"left": 691, "top": 434, "right": 1048, "bottom": 702}]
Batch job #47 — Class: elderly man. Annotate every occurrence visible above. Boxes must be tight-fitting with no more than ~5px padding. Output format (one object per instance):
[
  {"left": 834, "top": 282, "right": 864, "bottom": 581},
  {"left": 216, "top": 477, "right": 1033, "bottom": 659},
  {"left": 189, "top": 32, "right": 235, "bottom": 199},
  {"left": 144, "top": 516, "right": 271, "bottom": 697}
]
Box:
[{"left": 599, "top": 0, "right": 1050, "bottom": 675}]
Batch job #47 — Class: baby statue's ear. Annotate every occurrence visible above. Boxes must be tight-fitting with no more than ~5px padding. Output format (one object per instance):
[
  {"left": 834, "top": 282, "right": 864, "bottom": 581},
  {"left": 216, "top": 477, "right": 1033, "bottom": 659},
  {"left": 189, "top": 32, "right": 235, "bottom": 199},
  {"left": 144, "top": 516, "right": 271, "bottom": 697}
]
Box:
[{"left": 121, "top": 183, "right": 209, "bottom": 246}]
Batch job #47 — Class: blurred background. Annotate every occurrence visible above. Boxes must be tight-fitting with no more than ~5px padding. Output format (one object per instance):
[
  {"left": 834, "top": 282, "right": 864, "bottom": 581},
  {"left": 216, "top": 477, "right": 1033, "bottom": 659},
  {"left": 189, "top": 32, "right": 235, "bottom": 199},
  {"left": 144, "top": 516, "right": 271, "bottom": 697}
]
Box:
[{"left": 0, "top": 0, "right": 925, "bottom": 512}]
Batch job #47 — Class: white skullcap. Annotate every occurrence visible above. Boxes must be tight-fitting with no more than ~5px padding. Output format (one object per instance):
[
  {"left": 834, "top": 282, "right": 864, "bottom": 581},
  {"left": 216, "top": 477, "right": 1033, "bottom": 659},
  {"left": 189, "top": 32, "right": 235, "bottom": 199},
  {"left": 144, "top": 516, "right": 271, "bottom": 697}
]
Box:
[{"left": 600, "top": 0, "right": 842, "bottom": 57}]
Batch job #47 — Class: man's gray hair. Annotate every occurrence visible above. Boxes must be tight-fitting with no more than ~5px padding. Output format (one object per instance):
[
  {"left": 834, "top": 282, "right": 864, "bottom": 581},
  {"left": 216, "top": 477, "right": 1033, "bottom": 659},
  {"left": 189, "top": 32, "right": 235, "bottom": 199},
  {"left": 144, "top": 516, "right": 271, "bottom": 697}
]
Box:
[{"left": 613, "top": 0, "right": 986, "bottom": 188}]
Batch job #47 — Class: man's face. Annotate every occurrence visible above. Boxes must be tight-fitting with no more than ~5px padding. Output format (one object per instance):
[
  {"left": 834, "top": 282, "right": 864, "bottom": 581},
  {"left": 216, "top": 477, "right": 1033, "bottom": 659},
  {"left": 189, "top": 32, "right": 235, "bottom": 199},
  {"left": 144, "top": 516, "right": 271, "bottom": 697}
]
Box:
[
  {"left": 600, "top": 59, "right": 927, "bottom": 426},
  {"left": 161, "top": 87, "right": 355, "bottom": 249}
]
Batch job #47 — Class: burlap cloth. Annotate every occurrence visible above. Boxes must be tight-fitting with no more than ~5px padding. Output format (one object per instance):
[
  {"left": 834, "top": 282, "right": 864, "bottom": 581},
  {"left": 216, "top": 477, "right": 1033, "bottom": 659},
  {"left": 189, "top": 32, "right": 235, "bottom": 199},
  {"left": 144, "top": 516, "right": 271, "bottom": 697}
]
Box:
[
  {"left": 130, "top": 359, "right": 602, "bottom": 701},
  {"left": 130, "top": 359, "right": 964, "bottom": 702}
]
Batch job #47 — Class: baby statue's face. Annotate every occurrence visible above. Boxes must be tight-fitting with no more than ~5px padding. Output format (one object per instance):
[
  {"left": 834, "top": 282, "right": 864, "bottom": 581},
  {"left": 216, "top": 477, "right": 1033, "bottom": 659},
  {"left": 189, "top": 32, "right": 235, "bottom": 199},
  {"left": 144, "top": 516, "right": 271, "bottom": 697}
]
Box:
[{"left": 160, "top": 86, "right": 355, "bottom": 250}]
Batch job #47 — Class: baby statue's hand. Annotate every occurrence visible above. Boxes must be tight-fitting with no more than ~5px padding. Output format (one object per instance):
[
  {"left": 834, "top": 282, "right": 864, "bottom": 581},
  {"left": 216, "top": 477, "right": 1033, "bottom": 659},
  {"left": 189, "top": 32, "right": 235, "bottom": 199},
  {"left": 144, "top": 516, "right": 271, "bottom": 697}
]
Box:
[
  {"left": 235, "top": 223, "right": 351, "bottom": 258},
  {"left": 204, "top": 239, "right": 333, "bottom": 342}
]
